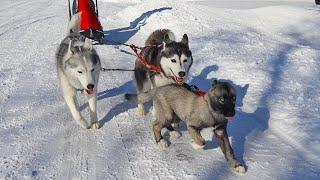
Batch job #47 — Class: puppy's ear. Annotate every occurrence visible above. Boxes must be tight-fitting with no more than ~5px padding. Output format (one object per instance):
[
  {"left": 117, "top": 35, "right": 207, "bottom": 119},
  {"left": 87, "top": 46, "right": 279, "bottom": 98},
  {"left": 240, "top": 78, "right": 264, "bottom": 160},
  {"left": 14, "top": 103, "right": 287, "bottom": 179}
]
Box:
[
  {"left": 212, "top": 80, "right": 218, "bottom": 86},
  {"left": 181, "top": 34, "right": 189, "bottom": 47}
]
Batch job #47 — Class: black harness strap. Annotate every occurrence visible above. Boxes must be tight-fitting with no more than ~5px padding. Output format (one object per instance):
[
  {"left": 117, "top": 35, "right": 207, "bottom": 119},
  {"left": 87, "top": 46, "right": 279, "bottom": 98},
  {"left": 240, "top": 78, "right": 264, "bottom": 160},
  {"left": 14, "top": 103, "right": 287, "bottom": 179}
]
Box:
[
  {"left": 95, "top": 0, "right": 99, "bottom": 17},
  {"left": 100, "top": 67, "right": 136, "bottom": 72}
]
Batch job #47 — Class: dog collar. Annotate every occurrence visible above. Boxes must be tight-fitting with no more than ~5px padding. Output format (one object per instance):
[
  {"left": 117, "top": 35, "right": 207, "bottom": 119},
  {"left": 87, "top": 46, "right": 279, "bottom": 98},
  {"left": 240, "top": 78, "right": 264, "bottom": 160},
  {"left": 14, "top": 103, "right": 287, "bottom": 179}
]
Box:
[{"left": 183, "top": 83, "right": 206, "bottom": 96}]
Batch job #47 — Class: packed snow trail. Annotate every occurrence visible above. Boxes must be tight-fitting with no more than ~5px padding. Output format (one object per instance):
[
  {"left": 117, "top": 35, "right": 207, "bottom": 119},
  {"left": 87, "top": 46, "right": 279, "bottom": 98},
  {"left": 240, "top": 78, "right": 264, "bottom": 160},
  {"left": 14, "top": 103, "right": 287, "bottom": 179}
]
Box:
[{"left": 0, "top": 0, "right": 319, "bottom": 179}]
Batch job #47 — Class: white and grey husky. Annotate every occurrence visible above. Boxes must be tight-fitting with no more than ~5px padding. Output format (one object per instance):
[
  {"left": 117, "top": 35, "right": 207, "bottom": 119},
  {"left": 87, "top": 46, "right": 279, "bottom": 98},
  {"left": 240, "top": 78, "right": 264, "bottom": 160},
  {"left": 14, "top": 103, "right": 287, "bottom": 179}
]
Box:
[
  {"left": 56, "top": 13, "right": 101, "bottom": 129},
  {"left": 133, "top": 29, "right": 193, "bottom": 115}
]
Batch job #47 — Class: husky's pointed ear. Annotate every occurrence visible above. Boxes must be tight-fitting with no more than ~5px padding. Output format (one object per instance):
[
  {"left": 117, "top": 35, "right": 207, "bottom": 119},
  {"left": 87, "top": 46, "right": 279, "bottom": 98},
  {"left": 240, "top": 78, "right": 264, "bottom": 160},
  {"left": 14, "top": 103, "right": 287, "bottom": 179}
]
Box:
[
  {"left": 83, "top": 38, "right": 93, "bottom": 51},
  {"left": 65, "top": 40, "right": 74, "bottom": 60},
  {"left": 181, "top": 34, "right": 189, "bottom": 47},
  {"left": 163, "top": 34, "right": 172, "bottom": 44},
  {"left": 162, "top": 41, "right": 166, "bottom": 51}
]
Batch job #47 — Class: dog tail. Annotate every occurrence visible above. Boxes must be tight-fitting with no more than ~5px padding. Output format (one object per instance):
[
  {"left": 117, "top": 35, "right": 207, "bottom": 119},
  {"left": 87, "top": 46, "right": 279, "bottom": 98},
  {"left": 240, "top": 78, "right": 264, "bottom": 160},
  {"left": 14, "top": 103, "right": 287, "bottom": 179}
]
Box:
[
  {"left": 125, "top": 88, "right": 157, "bottom": 104},
  {"left": 66, "top": 12, "right": 82, "bottom": 36}
]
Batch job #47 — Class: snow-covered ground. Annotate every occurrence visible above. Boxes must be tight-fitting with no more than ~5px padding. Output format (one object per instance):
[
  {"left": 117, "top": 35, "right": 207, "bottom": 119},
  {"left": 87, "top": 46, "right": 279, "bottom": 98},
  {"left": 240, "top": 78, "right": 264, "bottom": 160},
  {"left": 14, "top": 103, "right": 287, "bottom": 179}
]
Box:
[{"left": 0, "top": 0, "right": 319, "bottom": 179}]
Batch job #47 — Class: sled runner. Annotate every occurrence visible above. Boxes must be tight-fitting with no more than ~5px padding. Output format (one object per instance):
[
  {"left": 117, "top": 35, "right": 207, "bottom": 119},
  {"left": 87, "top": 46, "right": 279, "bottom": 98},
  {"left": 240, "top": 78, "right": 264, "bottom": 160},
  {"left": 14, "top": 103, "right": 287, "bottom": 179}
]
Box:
[{"left": 68, "top": 0, "right": 104, "bottom": 41}]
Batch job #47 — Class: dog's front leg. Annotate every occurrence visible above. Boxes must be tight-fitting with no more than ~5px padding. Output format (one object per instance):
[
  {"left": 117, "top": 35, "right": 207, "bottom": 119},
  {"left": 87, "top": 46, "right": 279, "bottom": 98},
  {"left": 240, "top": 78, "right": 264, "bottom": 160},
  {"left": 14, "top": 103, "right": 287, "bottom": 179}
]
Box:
[
  {"left": 63, "top": 88, "right": 89, "bottom": 129},
  {"left": 214, "top": 125, "right": 245, "bottom": 173},
  {"left": 87, "top": 93, "right": 100, "bottom": 129},
  {"left": 188, "top": 125, "right": 205, "bottom": 149},
  {"left": 137, "top": 103, "right": 146, "bottom": 116}
]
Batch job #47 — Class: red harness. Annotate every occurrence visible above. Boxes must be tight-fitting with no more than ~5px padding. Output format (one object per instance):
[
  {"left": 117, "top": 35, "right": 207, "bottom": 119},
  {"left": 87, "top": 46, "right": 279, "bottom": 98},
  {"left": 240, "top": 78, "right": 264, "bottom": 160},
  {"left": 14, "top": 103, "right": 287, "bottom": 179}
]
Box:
[
  {"left": 129, "top": 44, "right": 163, "bottom": 73},
  {"left": 197, "top": 90, "right": 206, "bottom": 97}
]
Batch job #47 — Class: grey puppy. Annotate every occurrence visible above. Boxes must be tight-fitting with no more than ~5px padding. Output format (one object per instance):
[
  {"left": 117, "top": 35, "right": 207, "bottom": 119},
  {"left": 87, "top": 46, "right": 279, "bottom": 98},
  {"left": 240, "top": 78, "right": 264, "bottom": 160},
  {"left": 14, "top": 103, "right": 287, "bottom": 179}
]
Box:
[{"left": 125, "top": 80, "right": 245, "bottom": 173}]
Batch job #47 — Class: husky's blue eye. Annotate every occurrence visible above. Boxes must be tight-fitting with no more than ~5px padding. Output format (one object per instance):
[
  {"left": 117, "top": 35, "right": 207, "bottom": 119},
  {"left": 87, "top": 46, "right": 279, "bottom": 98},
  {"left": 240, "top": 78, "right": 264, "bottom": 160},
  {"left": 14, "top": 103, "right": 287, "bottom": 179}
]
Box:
[
  {"left": 171, "top": 59, "right": 176, "bottom": 63},
  {"left": 77, "top": 71, "right": 83, "bottom": 74}
]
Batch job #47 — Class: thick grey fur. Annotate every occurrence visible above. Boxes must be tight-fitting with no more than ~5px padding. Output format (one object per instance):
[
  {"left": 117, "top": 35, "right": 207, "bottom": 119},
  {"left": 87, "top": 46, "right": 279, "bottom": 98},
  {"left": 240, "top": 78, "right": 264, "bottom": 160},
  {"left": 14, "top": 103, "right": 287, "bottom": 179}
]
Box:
[
  {"left": 126, "top": 80, "right": 245, "bottom": 173},
  {"left": 133, "top": 29, "right": 193, "bottom": 115}
]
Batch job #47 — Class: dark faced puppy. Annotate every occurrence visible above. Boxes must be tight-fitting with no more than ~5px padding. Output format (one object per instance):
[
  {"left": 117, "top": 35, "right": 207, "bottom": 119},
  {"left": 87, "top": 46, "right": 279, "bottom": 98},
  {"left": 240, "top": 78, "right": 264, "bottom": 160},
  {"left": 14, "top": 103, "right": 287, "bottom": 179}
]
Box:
[
  {"left": 129, "top": 79, "right": 245, "bottom": 173},
  {"left": 208, "top": 80, "right": 236, "bottom": 118}
]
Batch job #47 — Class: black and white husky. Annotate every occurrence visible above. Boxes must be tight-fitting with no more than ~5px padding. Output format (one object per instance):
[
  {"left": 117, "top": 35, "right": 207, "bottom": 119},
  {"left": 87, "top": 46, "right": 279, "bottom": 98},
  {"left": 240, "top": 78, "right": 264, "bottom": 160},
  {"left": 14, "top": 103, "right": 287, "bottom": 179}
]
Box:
[
  {"left": 134, "top": 29, "right": 193, "bottom": 115},
  {"left": 56, "top": 13, "right": 101, "bottom": 129}
]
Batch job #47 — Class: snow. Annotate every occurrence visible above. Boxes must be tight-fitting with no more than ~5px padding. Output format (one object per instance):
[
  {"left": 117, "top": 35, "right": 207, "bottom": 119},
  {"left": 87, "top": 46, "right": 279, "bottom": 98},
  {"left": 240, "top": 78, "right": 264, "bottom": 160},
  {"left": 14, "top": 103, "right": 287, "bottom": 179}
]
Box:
[{"left": 1, "top": 0, "right": 320, "bottom": 179}]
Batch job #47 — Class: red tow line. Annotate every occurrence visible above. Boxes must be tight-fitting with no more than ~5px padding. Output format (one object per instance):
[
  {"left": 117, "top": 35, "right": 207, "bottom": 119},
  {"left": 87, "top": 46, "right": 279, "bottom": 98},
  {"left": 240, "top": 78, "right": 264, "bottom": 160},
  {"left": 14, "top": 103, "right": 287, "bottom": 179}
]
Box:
[{"left": 129, "top": 44, "right": 163, "bottom": 73}]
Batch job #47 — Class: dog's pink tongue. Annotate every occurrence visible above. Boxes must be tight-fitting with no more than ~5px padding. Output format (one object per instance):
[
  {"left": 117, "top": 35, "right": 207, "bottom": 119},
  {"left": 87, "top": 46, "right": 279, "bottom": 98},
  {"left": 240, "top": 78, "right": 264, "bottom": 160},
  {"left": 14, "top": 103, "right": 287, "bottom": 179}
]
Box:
[
  {"left": 226, "top": 113, "right": 233, "bottom": 121},
  {"left": 226, "top": 116, "right": 233, "bottom": 121},
  {"left": 86, "top": 88, "right": 94, "bottom": 95}
]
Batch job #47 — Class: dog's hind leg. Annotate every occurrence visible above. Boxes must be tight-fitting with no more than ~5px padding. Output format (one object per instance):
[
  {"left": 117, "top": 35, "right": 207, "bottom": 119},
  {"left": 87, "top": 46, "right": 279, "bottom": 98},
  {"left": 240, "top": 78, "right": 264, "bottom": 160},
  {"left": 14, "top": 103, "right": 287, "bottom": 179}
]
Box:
[
  {"left": 87, "top": 92, "right": 100, "bottom": 129},
  {"left": 164, "top": 124, "right": 182, "bottom": 139},
  {"left": 214, "top": 125, "right": 245, "bottom": 173},
  {"left": 134, "top": 69, "right": 151, "bottom": 116},
  {"left": 164, "top": 115, "right": 181, "bottom": 139},
  {"left": 187, "top": 125, "right": 205, "bottom": 149},
  {"left": 152, "top": 120, "right": 169, "bottom": 148}
]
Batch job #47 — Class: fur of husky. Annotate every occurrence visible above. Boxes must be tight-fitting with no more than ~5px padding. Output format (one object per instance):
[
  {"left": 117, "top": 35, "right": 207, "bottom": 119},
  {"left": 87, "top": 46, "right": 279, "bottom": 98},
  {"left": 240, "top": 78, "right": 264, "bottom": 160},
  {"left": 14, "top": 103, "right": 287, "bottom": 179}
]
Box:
[
  {"left": 133, "top": 29, "right": 193, "bottom": 115},
  {"left": 56, "top": 13, "right": 101, "bottom": 129},
  {"left": 126, "top": 80, "right": 245, "bottom": 173}
]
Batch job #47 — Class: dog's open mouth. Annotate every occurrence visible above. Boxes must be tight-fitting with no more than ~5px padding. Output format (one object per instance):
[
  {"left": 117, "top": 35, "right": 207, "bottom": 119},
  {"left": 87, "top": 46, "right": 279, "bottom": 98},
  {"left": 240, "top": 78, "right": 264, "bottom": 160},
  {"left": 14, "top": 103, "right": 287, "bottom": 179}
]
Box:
[
  {"left": 86, "top": 88, "right": 95, "bottom": 95},
  {"left": 176, "top": 77, "right": 184, "bottom": 84},
  {"left": 226, "top": 112, "right": 234, "bottom": 121},
  {"left": 169, "top": 69, "right": 185, "bottom": 85}
]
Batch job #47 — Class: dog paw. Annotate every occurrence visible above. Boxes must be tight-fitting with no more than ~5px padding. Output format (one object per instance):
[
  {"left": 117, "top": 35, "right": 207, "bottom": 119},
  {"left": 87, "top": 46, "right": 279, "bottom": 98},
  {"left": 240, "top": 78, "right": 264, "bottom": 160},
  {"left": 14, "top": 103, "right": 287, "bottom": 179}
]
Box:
[
  {"left": 172, "top": 123, "right": 180, "bottom": 129},
  {"left": 136, "top": 108, "right": 146, "bottom": 116},
  {"left": 158, "top": 139, "right": 169, "bottom": 148},
  {"left": 90, "top": 121, "right": 101, "bottom": 129},
  {"left": 163, "top": 130, "right": 181, "bottom": 138},
  {"left": 191, "top": 141, "right": 205, "bottom": 149},
  {"left": 137, "top": 104, "right": 146, "bottom": 116},
  {"left": 234, "top": 165, "right": 245, "bottom": 174},
  {"left": 78, "top": 119, "right": 90, "bottom": 129},
  {"left": 169, "top": 131, "right": 182, "bottom": 139}
]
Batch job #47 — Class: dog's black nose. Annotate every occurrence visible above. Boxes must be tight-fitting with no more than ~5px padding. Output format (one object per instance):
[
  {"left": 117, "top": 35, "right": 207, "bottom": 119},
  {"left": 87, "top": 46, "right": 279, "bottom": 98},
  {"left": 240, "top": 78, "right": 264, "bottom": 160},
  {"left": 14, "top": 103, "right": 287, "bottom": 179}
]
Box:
[
  {"left": 178, "top": 71, "right": 185, "bottom": 77},
  {"left": 87, "top": 84, "right": 94, "bottom": 89}
]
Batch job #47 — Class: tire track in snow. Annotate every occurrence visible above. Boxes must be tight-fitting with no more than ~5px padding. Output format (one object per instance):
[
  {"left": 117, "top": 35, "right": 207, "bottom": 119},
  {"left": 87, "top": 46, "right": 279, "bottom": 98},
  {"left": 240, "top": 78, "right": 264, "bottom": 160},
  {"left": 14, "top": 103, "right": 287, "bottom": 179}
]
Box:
[
  {"left": 113, "top": 116, "right": 137, "bottom": 178},
  {"left": 0, "top": 15, "right": 56, "bottom": 37},
  {"left": 59, "top": 125, "right": 91, "bottom": 179},
  {"left": 0, "top": 0, "right": 29, "bottom": 13},
  {"left": 0, "top": 0, "right": 57, "bottom": 111}
]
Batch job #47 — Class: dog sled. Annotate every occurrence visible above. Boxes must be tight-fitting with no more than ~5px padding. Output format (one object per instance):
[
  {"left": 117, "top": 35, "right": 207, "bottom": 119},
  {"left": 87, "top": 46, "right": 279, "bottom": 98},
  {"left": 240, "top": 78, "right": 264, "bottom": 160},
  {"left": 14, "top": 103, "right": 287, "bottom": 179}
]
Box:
[{"left": 68, "top": 0, "right": 104, "bottom": 41}]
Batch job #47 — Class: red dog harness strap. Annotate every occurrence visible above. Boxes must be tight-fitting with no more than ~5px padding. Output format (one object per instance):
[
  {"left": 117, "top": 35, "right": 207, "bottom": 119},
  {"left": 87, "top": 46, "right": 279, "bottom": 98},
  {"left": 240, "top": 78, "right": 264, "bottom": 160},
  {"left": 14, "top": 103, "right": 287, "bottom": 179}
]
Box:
[{"left": 129, "top": 44, "right": 163, "bottom": 73}]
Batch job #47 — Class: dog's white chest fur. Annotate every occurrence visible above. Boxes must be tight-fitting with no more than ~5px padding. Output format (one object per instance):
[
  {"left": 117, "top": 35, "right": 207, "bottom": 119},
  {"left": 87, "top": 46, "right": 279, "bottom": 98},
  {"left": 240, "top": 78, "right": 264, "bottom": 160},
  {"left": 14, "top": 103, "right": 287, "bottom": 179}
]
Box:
[{"left": 153, "top": 74, "right": 174, "bottom": 87}]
